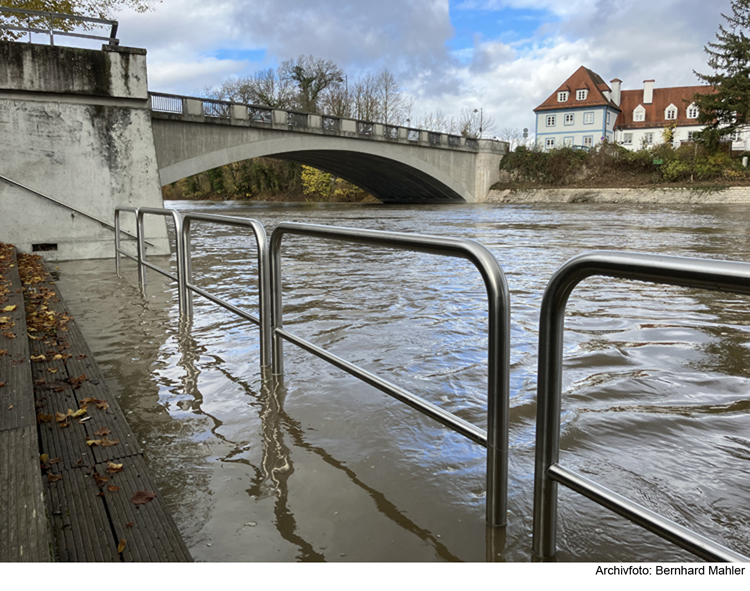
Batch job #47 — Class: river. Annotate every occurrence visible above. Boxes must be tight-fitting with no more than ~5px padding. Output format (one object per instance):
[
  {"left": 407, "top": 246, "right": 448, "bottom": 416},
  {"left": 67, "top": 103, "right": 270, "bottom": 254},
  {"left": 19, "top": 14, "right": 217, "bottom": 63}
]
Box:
[{"left": 55, "top": 201, "right": 750, "bottom": 562}]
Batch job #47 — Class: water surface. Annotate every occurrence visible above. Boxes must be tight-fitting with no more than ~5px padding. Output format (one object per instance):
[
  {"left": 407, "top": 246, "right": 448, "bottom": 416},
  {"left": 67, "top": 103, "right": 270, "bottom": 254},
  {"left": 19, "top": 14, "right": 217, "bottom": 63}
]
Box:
[{"left": 56, "top": 201, "right": 750, "bottom": 561}]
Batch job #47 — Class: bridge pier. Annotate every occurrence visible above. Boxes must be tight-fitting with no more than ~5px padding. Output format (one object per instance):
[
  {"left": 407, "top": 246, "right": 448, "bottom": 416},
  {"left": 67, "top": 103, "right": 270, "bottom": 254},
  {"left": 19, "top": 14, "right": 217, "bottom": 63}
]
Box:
[{"left": 0, "top": 41, "right": 169, "bottom": 260}]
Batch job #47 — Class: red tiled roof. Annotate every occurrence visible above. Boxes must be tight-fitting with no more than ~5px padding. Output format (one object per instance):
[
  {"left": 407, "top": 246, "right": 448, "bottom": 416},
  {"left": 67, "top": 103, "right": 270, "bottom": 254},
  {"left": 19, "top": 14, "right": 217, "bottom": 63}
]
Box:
[
  {"left": 615, "top": 85, "right": 714, "bottom": 129},
  {"left": 534, "top": 66, "right": 621, "bottom": 112}
]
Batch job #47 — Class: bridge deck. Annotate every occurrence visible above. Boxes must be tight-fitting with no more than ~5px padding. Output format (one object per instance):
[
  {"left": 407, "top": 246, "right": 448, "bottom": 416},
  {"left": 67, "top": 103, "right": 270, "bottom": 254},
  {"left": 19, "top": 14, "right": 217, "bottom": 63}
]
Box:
[{"left": 0, "top": 243, "right": 191, "bottom": 562}]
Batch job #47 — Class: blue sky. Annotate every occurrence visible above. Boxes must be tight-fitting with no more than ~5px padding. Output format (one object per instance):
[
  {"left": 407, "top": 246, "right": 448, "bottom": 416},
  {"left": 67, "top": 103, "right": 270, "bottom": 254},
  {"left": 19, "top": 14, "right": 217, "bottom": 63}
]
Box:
[{"left": 96, "top": 0, "right": 733, "bottom": 140}]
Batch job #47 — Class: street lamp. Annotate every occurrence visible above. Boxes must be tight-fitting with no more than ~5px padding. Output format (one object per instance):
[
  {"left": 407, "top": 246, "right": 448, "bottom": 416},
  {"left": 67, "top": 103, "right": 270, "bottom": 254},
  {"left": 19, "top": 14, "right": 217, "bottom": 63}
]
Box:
[
  {"left": 474, "top": 107, "right": 483, "bottom": 139},
  {"left": 337, "top": 74, "right": 348, "bottom": 96}
]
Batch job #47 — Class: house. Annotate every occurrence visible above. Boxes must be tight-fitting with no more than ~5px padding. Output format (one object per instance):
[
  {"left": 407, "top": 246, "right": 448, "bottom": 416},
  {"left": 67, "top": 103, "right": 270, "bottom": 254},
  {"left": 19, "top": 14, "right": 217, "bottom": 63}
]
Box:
[
  {"left": 533, "top": 66, "right": 621, "bottom": 151},
  {"left": 613, "top": 81, "right": 710, "bottom": 149},
  {"left": 536, "top": 66, "right": 749, "bottom": 152}
]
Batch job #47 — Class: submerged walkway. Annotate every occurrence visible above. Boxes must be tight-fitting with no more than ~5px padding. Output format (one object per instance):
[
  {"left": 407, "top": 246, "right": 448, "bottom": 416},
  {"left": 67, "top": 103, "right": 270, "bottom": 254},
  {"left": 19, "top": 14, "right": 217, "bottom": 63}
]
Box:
[{"left": 0, "top": 244, "right": 191, "bottom": 561}]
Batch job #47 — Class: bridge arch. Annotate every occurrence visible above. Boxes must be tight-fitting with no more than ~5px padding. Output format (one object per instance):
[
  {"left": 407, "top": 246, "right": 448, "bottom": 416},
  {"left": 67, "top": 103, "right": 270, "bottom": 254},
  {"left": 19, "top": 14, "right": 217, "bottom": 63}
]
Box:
[{"left": 151, "top": 117, "right": 503, "bottom": 203}]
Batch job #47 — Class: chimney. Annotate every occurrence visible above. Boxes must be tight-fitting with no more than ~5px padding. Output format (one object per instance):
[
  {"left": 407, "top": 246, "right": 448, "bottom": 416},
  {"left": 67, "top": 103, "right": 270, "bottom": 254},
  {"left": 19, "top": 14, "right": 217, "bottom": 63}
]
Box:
[
  {"left": 610, "top": 78, "right": 622, "bottom": 106},
  {"left": 643, "top": 79, "right": 655, "bottom": 104}
]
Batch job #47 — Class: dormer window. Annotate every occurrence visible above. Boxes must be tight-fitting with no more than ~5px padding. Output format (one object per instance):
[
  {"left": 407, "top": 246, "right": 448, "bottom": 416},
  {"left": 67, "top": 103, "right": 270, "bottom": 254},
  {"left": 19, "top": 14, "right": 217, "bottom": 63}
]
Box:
[
  {"left": 576, "top": 89, "right": 588, "bottom": 101},
  {"left": 633, "top": 105, "right": 646, "bottom": 122},
  {"left": 558, "top": 91, "right": 569, "bottom": 102},
  {"left": 687, "top": 103, "right": 699, "bottom": 119},
  {"left": 665, "top": 104, "right": 678, "bottom": 120}
]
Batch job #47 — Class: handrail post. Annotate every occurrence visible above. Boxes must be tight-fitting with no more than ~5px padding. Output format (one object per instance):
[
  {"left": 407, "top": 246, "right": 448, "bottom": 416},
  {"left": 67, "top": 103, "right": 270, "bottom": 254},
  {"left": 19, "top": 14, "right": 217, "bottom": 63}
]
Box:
[
  {"left": 270, "top": 238, "right": 284, "bottom": 375},
  {"left": 136, "top": 210, "right": 147, "bottom": 288},
  {"left": 532, "top": 250, "right": 750, "bottom": 561},
  {"left": 181, "top": 218, "right": 194, "bottom": 317},
  {"left": 114, "top": 209, "right": 122, "bottom": 277}
]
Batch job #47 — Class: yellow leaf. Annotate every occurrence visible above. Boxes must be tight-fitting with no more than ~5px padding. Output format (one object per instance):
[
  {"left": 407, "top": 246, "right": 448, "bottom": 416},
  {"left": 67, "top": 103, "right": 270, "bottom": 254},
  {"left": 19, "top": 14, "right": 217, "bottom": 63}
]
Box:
[
  {"left": 86, "top": 439, "right": 102, "bottom": 447},
  {"left": 72, "top": 407, "right": 87, "bottom": 418},
  {"left": 0, "top": 316, "right": 9, "bottom": 324},
  {"left": 2, "top": 305, "right": 17, "bottom": 312},
  {"left": 40, "top": 454, "right": 49, "bottom": 463},
  {"left": 117, "top": 539, "right": 126, "bottom": 554},
  {"left": 30, "top": 354, "right": 46, "bottom": 361},
  {"left": 47, "top": 368, "right": 57, "bottom": 373}
]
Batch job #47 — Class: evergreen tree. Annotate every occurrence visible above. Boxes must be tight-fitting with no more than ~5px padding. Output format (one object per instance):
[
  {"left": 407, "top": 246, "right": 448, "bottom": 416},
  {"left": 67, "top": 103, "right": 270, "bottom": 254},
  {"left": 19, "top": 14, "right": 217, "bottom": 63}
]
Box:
[{"left": 694, "top": 0, "right": 750, "bottom": 147}]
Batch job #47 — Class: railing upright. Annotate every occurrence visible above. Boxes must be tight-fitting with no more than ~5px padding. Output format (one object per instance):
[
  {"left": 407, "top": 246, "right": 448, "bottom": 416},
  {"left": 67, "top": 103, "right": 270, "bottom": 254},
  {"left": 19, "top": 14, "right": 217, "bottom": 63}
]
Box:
[{"left": 533, "top": 250, "right": 750, "bottom": 562}]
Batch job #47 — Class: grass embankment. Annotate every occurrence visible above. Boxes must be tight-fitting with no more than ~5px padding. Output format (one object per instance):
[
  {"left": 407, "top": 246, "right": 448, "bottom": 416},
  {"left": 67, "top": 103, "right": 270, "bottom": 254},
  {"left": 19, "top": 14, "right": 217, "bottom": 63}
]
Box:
[{"left": 493, "top": 143, "right": 750, "bottom": 191}]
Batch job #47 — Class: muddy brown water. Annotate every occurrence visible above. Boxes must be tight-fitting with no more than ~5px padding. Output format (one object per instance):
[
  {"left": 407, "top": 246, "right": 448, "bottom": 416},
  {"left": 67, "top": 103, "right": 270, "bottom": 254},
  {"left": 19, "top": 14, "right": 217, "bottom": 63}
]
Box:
[{"left": 55, "top": 201, "right": 750, "bottom": 561}]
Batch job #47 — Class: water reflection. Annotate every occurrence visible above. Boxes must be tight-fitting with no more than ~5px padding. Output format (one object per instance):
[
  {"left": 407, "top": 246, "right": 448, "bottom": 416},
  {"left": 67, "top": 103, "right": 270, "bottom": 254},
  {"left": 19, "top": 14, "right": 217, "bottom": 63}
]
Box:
[{"left": 55, "top": 201, "right": 750, "bottom": 561}]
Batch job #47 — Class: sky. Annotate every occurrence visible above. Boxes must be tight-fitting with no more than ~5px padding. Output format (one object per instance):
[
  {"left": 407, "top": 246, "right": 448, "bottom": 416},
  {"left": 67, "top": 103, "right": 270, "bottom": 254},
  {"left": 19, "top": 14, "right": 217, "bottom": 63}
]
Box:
[{"left": 92, "top": 0, "right": 733, "bottom": 138}]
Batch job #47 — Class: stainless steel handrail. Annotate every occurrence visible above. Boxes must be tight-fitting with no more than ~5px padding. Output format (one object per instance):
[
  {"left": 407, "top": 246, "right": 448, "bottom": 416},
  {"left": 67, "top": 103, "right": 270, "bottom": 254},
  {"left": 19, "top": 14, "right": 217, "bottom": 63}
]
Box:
[
  {"left": 0, "top": 7, "right": 119, "bottom": 45},
  {"left": 3, "top": 174, "right": 146, "bottom": 243},
  {"left": 269, "top": 222, "right": 511, "bottom": 527},
  {"left": 181, "top": 213, "right": 271, "bottom": 368},
  {"left": 532, "top": 250, "right": 750, "bottom": 562},
  {"left": 114, "top": 206, "right": 139, "bottom": 277},
  {"left": 136, "top": 208, "right": 186, "bottom": 313}
]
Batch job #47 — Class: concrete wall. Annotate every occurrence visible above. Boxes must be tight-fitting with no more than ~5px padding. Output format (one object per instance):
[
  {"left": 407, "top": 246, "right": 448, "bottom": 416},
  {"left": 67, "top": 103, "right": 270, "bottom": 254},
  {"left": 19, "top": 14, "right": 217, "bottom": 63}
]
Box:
[
  {"left": 0, "top": 41, "right": 169, "bottom": 260},
  {"left": 486, "top": 186, "right": 750, "bottom": 204}
]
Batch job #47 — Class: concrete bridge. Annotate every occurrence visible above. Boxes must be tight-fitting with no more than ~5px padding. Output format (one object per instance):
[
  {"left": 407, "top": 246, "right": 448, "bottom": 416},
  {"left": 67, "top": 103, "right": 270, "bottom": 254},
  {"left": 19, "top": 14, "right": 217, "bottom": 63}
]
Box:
[
  {"left": 0, "top": 39, "right": 506, "bottom": 260},
  {"left": 150, "top": 93, "right": 505, "bottom": 204}
]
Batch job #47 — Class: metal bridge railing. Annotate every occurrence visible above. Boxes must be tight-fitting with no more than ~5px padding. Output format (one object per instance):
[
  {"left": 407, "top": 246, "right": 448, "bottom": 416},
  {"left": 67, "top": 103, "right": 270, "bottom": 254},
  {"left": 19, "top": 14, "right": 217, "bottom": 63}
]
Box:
[
  {"left": 532, "top": 250, "right": 750, "bottom": 563},
  {"left": 269, "top": 222, "right": 511, "bottom": 527},
  {"left": 0, "top": 7, "right": 119, "bottom": 45}
]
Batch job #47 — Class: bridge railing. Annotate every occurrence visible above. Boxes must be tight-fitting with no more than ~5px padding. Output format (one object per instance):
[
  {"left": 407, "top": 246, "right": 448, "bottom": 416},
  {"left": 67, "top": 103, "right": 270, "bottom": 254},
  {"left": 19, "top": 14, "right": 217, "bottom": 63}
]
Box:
[
  {"left": 0, "top": 7, "right": 119, "bottom": 46},
  {"left": 147, "top": 92, "right": 495, "bottom": 153}
]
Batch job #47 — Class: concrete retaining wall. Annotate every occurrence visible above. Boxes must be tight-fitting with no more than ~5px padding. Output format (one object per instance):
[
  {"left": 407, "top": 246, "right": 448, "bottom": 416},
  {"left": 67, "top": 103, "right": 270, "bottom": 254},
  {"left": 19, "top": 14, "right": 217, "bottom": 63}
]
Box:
[
  {"left": 0, "top": 41, "right": 169, "bottom": 260},
  {"left": 486, "top": 186, "right": 750, "bottom": 204}
]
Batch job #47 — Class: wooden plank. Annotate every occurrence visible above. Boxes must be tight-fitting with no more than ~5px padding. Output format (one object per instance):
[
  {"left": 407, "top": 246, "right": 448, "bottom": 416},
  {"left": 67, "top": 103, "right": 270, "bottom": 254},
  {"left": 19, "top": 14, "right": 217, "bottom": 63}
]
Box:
[
  {"left": 0, "top": 427, "right": 49, "bottom": 561},
  {"left": 19, "top": 252, "right": 191, "bottom": 562}
]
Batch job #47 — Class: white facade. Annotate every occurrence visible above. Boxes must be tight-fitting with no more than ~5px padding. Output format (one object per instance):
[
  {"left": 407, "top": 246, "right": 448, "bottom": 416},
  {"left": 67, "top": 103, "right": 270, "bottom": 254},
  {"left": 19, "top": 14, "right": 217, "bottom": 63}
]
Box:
[{"left": 535, "top": 106, "right": 618, "bottom": 150}]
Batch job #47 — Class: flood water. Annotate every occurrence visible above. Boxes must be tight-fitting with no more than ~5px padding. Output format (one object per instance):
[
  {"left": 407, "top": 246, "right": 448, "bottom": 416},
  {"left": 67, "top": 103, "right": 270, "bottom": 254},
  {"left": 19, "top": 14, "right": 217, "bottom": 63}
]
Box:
[{"left": 55, "top": 201, "right": 750, "bottom": 562}]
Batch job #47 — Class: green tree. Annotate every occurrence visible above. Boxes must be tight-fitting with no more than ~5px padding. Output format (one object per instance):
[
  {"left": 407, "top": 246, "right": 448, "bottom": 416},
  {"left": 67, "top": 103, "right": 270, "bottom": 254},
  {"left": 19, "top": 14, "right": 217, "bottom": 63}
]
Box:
[{"left": 694, "top": 0, "right": 750, "bottom": 148}]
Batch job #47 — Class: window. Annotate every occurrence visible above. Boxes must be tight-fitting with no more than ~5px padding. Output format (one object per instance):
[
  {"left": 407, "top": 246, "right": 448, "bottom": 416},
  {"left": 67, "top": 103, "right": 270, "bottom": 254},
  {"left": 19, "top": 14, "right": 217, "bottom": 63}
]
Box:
[
  {"left": 584, "top": 112, "right": 594, "bottom": 125},
  {"left": 665, "top": 106, "right": 677, "bottom": 120},
  {"left": 546, "top": 137, "right": 555, "bottom": 149},
  {"left": 564, "top": 113, "right": 574, "bottom": 125},
  {"left": 634, "top": 107, "right": 645, "bottom": 122},
  {"left": 607, "top": 112, "right": 611, "bottom": 125},
  {"left": 644, "top": 132, "right": 654, "bottom": 144},
  {"left": 687, "top": 104, "right": 699, "bottom": 119},
  {"left": 564, "top": 136, "right": 574, "bottom": 147},
  {"left": 576, "top": 89, "right": 588, "bottom": 101},
  {"left": 687, "top": 131, "right": 696, "bottom": 141},
  {"left": 731, "top": 130, "right": 741, "bottom": 141},
  {"left": 623, "top": 133, "right": 633, "bottom": 145},
  {"left": 558, "top": 91, "right": 569, "bottom": 102},
  {"left": 546, "top": 115, "right": 556, "bottom": 127},
  {"left": 583, "top": 136, "right": 593, "bottom": 147}
]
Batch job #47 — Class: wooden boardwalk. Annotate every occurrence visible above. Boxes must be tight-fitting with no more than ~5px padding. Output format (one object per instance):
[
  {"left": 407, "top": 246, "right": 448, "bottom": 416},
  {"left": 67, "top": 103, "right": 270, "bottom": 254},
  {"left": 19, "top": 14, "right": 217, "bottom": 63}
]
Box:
[{"left": 0, "top": 244, "right": 191, "bottom": 562}]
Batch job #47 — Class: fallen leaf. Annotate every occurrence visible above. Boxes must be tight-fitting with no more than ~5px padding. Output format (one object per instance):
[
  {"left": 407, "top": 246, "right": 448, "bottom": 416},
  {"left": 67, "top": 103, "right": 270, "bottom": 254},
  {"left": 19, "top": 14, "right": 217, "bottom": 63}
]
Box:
[
  {"left": 71, "top": 407, "right": 87, "bottom": 418},
  {"left": 125, "top": 522, "right": 134, "bottom": 528},
  {"left": 30, "top": 354, "right": 46, "bottom": 362},
  {"left": 2, "top": 332, "right": 16, "bottom": 339},
  {"left": 96, "top": 401, "right": 109, "bottom": 411},
  {"left": 49, "top": 457, "right": 62, "bottom": 464},
  {"left": 107, "top": 485, "right": 120, "bottom": 492},
  {"left": 47, "top": 473, "right": 62, "bottom": 482},
  {"left": 117, "top": 539, "right": 126, "bottom": 554},
  {"left": 0, "top": 316, "right": 10, "bottom": 323},
  {"left": 40, "top": 454, "right": 49, "bottom": 463},
  {"left": 130, "top": 490, "right": 156, "bottom": 505},
  {"left": 7, "top": 405, "right": 12, "bottom": 410},
  {"left": 37, "top": 413, "right": 53, "bottom": 423},
  {"left": 101, "top": 437, "right": 119, "bottom": 447},
  {"left": 55, "top": 411, "right": 69, "bottom": 423},
  {"left": 107, "top": 462, "right": 124, "bottom": 473},
  {"left": 2, "top": 305, "right": 17, "bottom": 312},
  {"left": 0, "top": 383, "right": 5, "bottom": 388},
  {"left": 76, "top": 354, "right": 87, "bottom": 360},
  {"left": 94, "top": 427, "right": 111, "bottom": 437},
  {"left": 0, "top": 349, "right": 7, "bottom": 356},
  {"left": 86, "top": 439, "right": 102, "bottom": 447},
  {"left": 93, "top": 473, "right": 109, "bottom": 488},
  {"left": 67, "top": 374, "right": 86, "bottom": 385},
  {"left": 47, "top": 367, "right": 57, "bottom": 373}
]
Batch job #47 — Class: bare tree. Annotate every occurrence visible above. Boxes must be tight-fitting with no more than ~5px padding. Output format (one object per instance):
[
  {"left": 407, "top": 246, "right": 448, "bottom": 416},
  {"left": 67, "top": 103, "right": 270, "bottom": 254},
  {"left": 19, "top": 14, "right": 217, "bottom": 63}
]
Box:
[
  {"left": 351, "top": 73, "right": 381, "bottom": 121},
  {"left": 499, "top": 127, "right": 523, "bottom": 150},
  {"left": 279, "top": 55, "right": 343, "bottom": 113},
  {"left": 205, "top": 69, "right": 295, "bottom": 108},
  {"left": 376, "top": 70, "right": 409, "bottom": 125},
  {"left": 417, "top": 109, "right": 457, "bottom": 133},
  {"left": 459, "top": 108, "right": 496, "bottom": 138}
]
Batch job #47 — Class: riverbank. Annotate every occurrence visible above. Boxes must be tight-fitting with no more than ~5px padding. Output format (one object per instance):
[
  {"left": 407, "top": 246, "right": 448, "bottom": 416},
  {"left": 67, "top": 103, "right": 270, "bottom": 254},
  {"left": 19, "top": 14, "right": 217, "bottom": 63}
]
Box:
[{"left": 485, "top": 186, "right": 750, "bottom": 204}]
